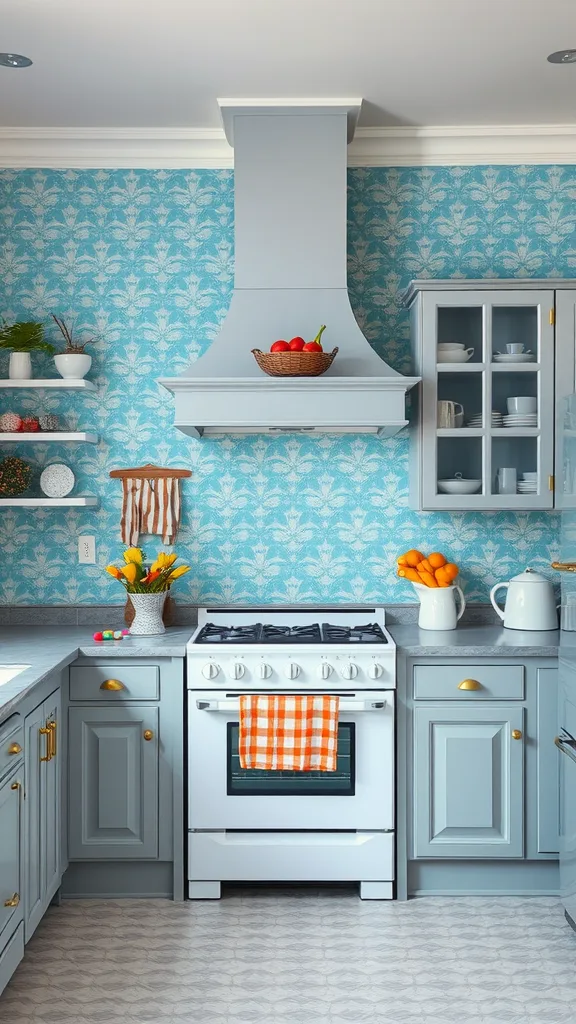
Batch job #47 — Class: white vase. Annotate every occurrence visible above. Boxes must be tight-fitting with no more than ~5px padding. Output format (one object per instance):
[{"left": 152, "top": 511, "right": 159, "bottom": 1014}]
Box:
[
  {"left": 412, "top": 581, "right": 466, "bottom": 630},
  {"left": 54, "top": 353, "right": 92, "bottom": 380},
  {"left": 9, "top": 352, "right": 32, "bottom": 380},
  {"left": 128, "top": 592, "right": 166, "bottom": 636}
]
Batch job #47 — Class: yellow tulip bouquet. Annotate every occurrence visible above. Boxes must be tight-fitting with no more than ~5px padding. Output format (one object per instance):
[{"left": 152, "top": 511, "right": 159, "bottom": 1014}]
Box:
[{"left": 105, "top": 547, "right": 191, "bottom": 593}]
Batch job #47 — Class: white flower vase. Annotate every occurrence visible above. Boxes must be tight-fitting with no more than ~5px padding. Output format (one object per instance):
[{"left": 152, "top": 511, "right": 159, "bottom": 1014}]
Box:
[
  {"left": 9, "top": 352, "right": 32, "bottom": 380},
  {"left": 54, "top": 353, "right": 92, "bottom": 379},
  {"left": 128, "top": 592, "right": 166, "bottom": 636}
]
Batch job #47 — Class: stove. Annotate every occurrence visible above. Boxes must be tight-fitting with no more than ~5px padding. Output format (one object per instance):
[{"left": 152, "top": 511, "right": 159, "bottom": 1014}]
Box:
[{"left": 186, "top": 608, "right": 396, "bottom": 901}]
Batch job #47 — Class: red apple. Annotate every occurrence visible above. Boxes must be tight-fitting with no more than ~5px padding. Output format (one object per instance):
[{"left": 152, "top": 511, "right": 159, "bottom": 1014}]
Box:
[
  {"left": 289, "top": 336, "right": 306, "bottom": 351},
  {"left": 302, "top": 341, "right": 322, "bottom": 352},
  {"left": 270, "top": 340, "right": 290, "bottom": 353}
]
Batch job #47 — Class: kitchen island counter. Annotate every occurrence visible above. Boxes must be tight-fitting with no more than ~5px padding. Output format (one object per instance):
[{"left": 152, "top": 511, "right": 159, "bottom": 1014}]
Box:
[
  {"left": 0, "top": 626, "right": 194, "bottom": 721},
  {"left": 389, "top": 622, "right": 560, "bottom": 658}
]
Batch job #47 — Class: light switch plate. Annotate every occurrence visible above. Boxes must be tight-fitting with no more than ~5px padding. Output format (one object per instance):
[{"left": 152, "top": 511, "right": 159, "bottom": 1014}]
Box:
[{"left": 78, "top": 535, "right": 96, "bottom": 564}]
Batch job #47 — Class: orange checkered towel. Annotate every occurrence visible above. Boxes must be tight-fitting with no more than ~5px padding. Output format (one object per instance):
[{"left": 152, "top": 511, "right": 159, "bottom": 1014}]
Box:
[{"left": 238, "top": 694, "right": 339, "bottom": 772}]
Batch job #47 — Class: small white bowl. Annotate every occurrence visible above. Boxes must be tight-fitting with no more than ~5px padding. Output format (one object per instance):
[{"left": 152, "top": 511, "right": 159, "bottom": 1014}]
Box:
[
  {"left": 437, "top": 478, "right": 482, "bottom": 494},
  {"left": 437, "top": 349, "right": 473, "bottom": 363},
  {"left": 438, "top": 343, "right": 466, "bottom": 350}
]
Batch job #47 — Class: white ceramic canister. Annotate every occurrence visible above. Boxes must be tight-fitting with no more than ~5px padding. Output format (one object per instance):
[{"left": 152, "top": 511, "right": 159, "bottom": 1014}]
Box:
[{"left": 412, "top": 581, "right": 466, "bottom": 630}]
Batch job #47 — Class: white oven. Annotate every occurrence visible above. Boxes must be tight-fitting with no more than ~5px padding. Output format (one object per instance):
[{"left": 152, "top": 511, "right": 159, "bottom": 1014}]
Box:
[
  {"left": 186, "top": 607, "right": 396, "bottom": 900},
  {"left": 188, "top": 690, "right": 394, "bottom": 831}
]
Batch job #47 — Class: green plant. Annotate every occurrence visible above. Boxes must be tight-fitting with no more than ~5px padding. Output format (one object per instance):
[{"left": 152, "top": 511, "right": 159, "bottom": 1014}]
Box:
[
  {"left": 0, "top": 321, "right": 55, "bottom": 354},
  {"left": 51, "top": 314, "right": 93, "bottom": 354}
]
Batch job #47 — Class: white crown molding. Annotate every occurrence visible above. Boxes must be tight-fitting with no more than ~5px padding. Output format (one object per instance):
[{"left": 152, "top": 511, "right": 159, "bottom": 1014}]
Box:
[{"left": 1, "top": 123, "right": 576, "bottom": 168}]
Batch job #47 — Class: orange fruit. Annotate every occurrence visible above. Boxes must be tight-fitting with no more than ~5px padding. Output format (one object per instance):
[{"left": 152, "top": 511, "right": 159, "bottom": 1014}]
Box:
[
  {"left": 443, "top": 563, "right": 459, "bottom": 581},
  {"left": 428, "top": 552, "right": 447, "bottom": 569}
]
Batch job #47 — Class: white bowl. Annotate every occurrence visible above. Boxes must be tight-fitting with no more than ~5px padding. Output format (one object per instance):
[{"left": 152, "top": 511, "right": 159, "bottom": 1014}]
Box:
[
  {"left": 437, "top": 350, "right": 473, "bottom": 363},
  {"left": 507, "top": 396, "right": 537, "bottom": 414},
  {"left": 437, "top": 478, "right": 482, "bottom": 494},
  {"left": 438, "top": 343, "right": 466, "bottom": 350}
]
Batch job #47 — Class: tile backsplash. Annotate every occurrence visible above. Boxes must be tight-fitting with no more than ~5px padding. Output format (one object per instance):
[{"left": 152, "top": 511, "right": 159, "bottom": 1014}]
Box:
[{"left": 0, "top": 165, "right": 566, "bottom": 605}]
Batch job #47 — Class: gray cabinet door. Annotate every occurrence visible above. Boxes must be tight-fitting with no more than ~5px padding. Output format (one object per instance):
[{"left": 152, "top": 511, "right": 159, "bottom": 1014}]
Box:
[
  {"left": 24, "top": 688, "right": 63, "bottom": 943},
  {"left": 414, "top": 704, "right": 524, "bottom": 858},
  {"left": 536, "top": 668, "right": 559, "bottom": 854},
  {"left": 0, "top": 769, "right": 22, "bottom": 946},
  {"left": 68, "top": 706, "right": 159, "bottom": 859}
]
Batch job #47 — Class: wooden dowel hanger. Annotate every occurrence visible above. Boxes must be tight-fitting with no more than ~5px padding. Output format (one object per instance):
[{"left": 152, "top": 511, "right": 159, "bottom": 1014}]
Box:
[{"left": 109, "top": 463, "right": 192, "bottom": 481}]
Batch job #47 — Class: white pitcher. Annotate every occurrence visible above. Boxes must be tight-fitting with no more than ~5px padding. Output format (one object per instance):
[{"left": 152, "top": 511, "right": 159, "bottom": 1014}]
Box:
[{"left": 412, "top": 581, "right": 466, "bottom": 630}]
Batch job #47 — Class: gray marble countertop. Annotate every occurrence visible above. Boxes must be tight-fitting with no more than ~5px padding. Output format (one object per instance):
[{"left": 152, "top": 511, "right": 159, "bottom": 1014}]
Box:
[
  {"left": 0, "top": 626, "right": 195, "bottom": 721},
  {"left": 389, "top": 623, "right": 560, "bottom": 657}
]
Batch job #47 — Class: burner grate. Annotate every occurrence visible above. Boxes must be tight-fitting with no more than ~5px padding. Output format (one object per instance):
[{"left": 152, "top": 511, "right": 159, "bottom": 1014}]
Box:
[
  {"left": 194, "top": 623, "right": 262, "bottom": 644},
  {"left": 261, "top": 623, "right": 322, "bottom": 644},
  {"left": 321, "top": 622, "right": 388, "bottom": 644}
]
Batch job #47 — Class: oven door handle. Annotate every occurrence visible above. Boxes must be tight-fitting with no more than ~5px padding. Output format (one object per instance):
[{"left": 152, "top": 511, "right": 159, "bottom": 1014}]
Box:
[{"left": 195, "top": 699, "right": 387, "bottom": 713}]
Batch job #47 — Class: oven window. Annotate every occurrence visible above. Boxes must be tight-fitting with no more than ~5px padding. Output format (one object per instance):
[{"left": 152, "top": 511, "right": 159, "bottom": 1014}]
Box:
[{"left": 227, "top": 722, "right": 355, "bottom": 796}]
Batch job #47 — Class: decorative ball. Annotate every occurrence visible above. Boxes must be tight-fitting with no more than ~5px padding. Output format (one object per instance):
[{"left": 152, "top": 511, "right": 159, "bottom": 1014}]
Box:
[
  {"left": 20, "top": 417, "right": 40, "bottom": 433},
  {"left": 0, "top": 413, "right": 22, "bottom": 433},
  {"left": 0, "top": 457, "right": 32, "bottom": 497},
  {"left": 113, "top": 630, "right": 122, "bottom": 640},
  {"left": 93, "top": 632, "right": 103, "bottom": 641},
  {"left": 39, "top": 415, "right": 59, "bottom": 432}
]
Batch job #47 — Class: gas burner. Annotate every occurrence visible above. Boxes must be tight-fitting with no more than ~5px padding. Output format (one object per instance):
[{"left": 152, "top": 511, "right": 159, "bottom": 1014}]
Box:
[
  {"left": 194, "top": 622, "right": 263, "bottom": 644},
  {"left": 261, "top": 623, "right": 322, "bottom": 644},
  {"left": 321, "top": 623, "right": 388, "bottom": 644}
]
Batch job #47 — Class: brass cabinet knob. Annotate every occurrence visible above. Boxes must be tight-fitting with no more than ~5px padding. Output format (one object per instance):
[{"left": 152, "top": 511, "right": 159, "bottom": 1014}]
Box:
[
  {"left": 4, "top": 893, "right": 19, "bottom": 908},
  {"left": 512, "top": 729, "right": 523, "bottom": 740},
  {"left": 10, "top": 781, "right": 20, "bottom": 791},
  {"left": 100, "top": 679, "right": 125, "bottom": 691},
  {"left": 143, "top": 730, "right": 154, "bottom": 741},
  {"left": 458, "top": 679, "right": 482, "bottom": 691},
  {"left": 7, "top": 742, "right": 22, "bottom": 755}
]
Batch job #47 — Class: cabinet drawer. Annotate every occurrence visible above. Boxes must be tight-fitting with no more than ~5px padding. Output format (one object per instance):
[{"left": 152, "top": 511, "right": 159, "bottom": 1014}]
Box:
[
  {"left": 413, "top": 664, "right": 525, "bottom": 700},
  {"left": 70, "top": 665, "right": 159, "bottom": 701},
  {"left": 0, "top": 716, "right": 23, "bottom": 779}
]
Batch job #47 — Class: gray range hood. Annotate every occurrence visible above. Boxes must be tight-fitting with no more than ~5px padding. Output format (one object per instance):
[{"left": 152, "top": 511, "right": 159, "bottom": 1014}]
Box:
[{"left": 159, "top": 99, "right": 419, "bottom": 437}]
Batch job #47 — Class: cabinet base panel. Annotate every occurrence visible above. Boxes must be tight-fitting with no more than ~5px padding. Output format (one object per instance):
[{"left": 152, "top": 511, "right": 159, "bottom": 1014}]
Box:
[
  {"left": 61, "top": 861, "right": 175, "bottom": 899},
  {"left": 408, "top": 859, "right": 559, "bottom": 896}
]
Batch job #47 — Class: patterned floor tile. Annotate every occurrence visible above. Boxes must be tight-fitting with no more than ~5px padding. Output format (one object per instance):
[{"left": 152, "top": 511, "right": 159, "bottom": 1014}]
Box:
[{"left": 1, "top": 891, "right": 576, "bottom": 1024}]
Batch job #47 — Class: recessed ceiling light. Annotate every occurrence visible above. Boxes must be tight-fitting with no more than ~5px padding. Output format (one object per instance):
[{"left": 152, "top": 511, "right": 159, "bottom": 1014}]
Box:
[
  {"left": 547, "top": 49, "right": 576, "bottom": 63},
  {"left": 0, "top": 53, "right": 32, "bottom": 68}
]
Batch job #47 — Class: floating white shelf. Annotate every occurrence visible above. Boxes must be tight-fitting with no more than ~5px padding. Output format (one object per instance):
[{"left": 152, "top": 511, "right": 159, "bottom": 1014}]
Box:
[
  {"left": 0, "top": 432, "right": 99, "bottom": 443},
  {"left": 0, "top": 379, "right": 96, "bottom": 391},
  {"left": 0, "top": 497, "right": 99, "bottom": 507}
]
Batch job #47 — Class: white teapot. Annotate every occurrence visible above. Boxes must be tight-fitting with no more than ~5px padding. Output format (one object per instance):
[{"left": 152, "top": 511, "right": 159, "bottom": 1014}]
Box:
[{"left": 490, "top": 568, "right": 558, "bottom": 631}]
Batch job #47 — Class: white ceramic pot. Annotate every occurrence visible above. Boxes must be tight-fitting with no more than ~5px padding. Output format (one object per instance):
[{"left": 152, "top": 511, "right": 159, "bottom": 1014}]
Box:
[
  {"left": 54, "top": 353, "right": 92, "bottom": 379},
  {"left": 412, "top": 581, "right": 466, "bottom": 630},
  {"left": 9, "top": 352, "right": 32, "bottom": 380},
  {"left": 128, "top": 592, "right": 166, "bottom": 636}
]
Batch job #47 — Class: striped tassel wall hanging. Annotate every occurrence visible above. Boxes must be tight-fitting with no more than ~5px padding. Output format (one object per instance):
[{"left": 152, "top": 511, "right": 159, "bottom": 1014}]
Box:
[{"left": 109, "top": 463, "right": 192, "bottom": 546}]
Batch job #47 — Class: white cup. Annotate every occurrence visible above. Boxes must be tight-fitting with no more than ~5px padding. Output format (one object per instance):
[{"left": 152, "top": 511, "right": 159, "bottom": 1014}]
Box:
[
  {"left": 506, "top": 343, "right": 525, "bottom": 354},
  {"left": 437, "top": 400, "right": 465, "bottom": 428},
  {"left": 438, "top": 342, "right": 466, "bottom": 350},
  {"left": 507, "top": 396, "right": 537, "bottom": 414},
  {"left": 559, "top": 596, "right": 576, "bottom": 631},
  {"left": 437, "top": 349, "right": 474, "bottom": 363},
  {"left": 497, "top": 467, "right": 517, "bottom": 494}
]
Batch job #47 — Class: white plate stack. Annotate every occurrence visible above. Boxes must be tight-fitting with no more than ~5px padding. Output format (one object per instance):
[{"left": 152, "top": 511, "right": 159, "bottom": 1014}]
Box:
[
  {"left": 518, "top": 473, "right": 537, "bottom": 494},
  {"left": 503, "top": 413, "right": 538, "bottom": 428},
  {"left": 467, "top": 411, "right": 503, "bottom": 428}
]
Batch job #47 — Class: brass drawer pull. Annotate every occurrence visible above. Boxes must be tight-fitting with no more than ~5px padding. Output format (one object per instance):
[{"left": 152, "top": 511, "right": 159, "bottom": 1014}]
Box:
[
  {"left": 458, "top": 679, "right": 482, "bottom": 691},
  {"left": 143, "top": 730, "right": 154, "bottom": 741},
  {"left": 4, "top": 893, "right": 19, "bottom": 908},
  {"left": 512, "top": 729, "right": 522, "bottom": 740},
  {"left": 48, "top": 720, "right": 57, "bottom": 758},
  {"left": 39, "top": 726, "right": 51, "bottom": 762},
  {"left": 551, "top": 561, "right": 576, "bottom": 572},
  {"left": 100, "top": 679, "right": 125, "bottom": 691},
  {"left": 7, "top": 742, "right": 22, "bottom": 755}
]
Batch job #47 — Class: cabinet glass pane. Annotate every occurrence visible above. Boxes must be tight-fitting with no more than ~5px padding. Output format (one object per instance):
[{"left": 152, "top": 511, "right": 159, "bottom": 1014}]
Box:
[
  {"left": 492, "top": 306, "right": 538, "bottom": 362},
  {"left": 491, "top": 436, "right": 539, "bottom": 496},
  {"left": 492, "top": 371, "right": 539, "bottom": 424},
  {"left": 437, "top": 437, "right": 483, "bottom": 495},
  {"left": 437, "top": 373, "right": 482, "bottom": 427},
  {"left": 438, "top": 307, "right": 483, "bottom": 363}
]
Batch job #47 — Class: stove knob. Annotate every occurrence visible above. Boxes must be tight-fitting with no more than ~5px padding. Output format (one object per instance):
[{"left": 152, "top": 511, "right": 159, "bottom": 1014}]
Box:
[
  {"left": 284, "top": 662, "right": 301, "bottom": 679},
  {"left": 258, "top": 663, "right": 272, "bottom": 679},
  {"left": 317, "top": 663, "right": 333, "bottom": 680},
  {"left": 340, "top": 662, "right": 358, "bottom": 680},
  {"left": 368, "top": 663, "right": 384, "bottom": 680},
  {"left": 230, "top": 662, "right": 245, "bottom": 680},
  {"left": 201, "top": 662, "right": 219, "bottom": 680}
]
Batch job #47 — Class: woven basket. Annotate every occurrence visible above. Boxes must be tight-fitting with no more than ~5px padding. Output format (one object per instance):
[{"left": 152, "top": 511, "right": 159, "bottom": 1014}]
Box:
[{"left": 251, "top": 347, "right": 338, "bottom": 377}]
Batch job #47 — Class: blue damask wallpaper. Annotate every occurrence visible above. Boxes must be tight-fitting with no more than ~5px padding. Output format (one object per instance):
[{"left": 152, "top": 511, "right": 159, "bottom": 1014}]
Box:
[{"left": 0, "top": 165, "right": 568, "bottom": 605}]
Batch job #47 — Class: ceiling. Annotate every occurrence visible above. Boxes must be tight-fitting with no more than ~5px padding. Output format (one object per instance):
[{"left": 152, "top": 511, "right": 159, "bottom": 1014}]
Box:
[{"left": 2, "top": 0, "right": 576, "bottom": 130}]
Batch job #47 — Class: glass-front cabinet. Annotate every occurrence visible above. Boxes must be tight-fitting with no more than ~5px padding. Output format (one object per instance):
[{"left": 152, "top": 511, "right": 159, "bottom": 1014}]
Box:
[{"left": 404, "top": 280, "right": 573, "bottom": 511}]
